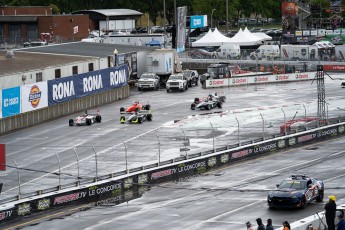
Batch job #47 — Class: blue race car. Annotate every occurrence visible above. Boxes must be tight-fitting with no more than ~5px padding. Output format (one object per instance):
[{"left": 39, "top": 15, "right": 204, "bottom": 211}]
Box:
[{"left": 267, "top": 174, "right": 324, "bottom": 209}]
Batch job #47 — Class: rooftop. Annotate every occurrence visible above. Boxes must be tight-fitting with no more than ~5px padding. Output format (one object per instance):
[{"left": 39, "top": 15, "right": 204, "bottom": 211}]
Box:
[
  {"left": 0, "top": 50, "right": 97, "bottom": 77},
  {"left": 18, "top": 42, "right": 156, "bottom": 58}
]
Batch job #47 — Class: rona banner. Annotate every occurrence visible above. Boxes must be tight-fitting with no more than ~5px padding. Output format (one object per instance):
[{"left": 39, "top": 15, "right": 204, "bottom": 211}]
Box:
[{"left": 47, "top": 66, "right": 128, "bottom": 105}]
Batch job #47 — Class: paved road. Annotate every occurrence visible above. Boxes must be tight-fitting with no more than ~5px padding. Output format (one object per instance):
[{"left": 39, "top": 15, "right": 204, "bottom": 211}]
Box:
[
  {"left": 7, "top": 136, "right": 345, "bottom": 230},
  {"left": 0, "top": 76, "right": 344, "bottom": 203}
]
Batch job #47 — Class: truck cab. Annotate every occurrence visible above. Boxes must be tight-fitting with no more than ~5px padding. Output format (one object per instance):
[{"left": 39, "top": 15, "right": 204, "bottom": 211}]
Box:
[
  {"left": 200, "top": 63, "right": 231, "bottom": 85},
  {"left": 166, "top": 73, "right": 188, "bottom": 92},
  {"left": 137, "top": 73, "right": 160, "bottom": 91}
]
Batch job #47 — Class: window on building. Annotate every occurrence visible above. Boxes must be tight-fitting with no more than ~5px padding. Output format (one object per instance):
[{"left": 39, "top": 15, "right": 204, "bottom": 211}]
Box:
[
  {"left": 36, "top": 72, "right": 43, "bottom": 82},
  {"left": 89, "top": 63, "right": 94, "bottom": 71},
  {"left": 72, "top": 66, "right": 78, "bottom": 75},
  {"left": 55, "top": 69, "right": 61, "bottom": 78}
]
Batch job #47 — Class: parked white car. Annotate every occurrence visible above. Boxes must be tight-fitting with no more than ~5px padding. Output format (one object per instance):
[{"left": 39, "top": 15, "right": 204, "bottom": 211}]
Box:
[
  {"left": 138, "top": 73, "right": 160, "bottom": 91},
  {"left": 166, "top": 73, "right": 188, "bottom": 92}
]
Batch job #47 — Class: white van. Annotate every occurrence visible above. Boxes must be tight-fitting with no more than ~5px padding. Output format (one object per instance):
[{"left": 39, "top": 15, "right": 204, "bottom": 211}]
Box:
[
  {"left": 250, "top": 45, "right": 280, "bottom": 60},
  {"left": 216, "top": 44, "right": 241, "bottom": 59}
]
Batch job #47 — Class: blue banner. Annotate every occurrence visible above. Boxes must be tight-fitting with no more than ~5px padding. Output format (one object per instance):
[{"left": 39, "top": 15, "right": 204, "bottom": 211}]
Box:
[
  {"left": 2, "top": 87, "right": 20, "bottom": 118},
  {"left": 47, "top": 66, "right": 128, "bottom": 105},
  {"left": 190, "top": 15, "right": 206, "bottom": 29}
]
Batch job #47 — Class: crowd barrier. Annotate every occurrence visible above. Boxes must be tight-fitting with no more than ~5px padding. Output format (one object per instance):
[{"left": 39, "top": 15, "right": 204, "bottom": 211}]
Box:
[
  {"left": 204, "top": 72, "right": 316, "bottom": 88},
  {"left": 0, "top": 119, "right": 344, "bottom": 226}
]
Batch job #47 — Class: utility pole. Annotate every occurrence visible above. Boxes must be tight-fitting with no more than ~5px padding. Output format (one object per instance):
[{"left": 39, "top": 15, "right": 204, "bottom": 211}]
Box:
[{"left": 316, "top": 65, "right": 326, "bottom": 122}]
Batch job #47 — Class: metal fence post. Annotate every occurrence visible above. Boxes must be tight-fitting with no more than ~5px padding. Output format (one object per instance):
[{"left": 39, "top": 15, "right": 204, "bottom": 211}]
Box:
[
  {"left": 181, "top": 128, "right": 188, "bottom": 158},
  {"left": 156, "top": 134, "right": 161, "bottom": 166},
  {"left": 235, "top": 117, "right": 240, "bottom": 146},
  {"left": 303, "top": 104, "right": 307, "bottom": 119},
  {"left": 122, "top": 141, "right": 128, "bottom": 174},
  {"left": 13, "top": 160, "right": 21, "bottom": 199},
  {"left": 260, "top": 113, "right": 265, "bottom": 140},
  {"left": 281, "top": 108, "right": 286, "bottom": 135},
  {"left": 56, "top": 153, "right": 61, "bottom": 190},
  {"left": 210, "top": 122, "right": 215, "bottom": 152},
  {"left": 92, "top": 147, "right": 98, "bottom": 182},
  {"left": 73, "top": 148, "right": 80, "bottom": 185}
]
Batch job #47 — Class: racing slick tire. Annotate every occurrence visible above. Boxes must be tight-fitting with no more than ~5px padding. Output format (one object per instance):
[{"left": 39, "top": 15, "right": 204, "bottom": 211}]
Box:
[
  {"left": 144, "top": 104, "right": 151, "bottom": 110},
  {"left": 138, "top": 87, "right": 142, "bottom": 91},
  {"left": 219, "top": 96, "right": 226, "bottom": 102},
  {"left": 194, "top": 98, "right": 200, "bottom": 103},
  {"left": 206, "top": 104, "right": 212, "bottom": 110},
  {"left": 147, "top": 114, "right": 152, "bottom": 121},
  {"left": 300, "top": 197, "right": 307, "bottom": 209},
  {"left": 86, "top": 118, "right": 92, "bottom": 126},
  {"left": 217, "top": 102, "right": 222, "bottom": 108},
  {"left": 120, "top": 116, "right": 126, "bottom": 123},
  {"left": 120, "top": 107, "right": 125, "bottom": 112},
  {"left": 69, "top": 119, "right": 74, "bottom": 126},
  {"left": 95, "top": 115, "right": 102, "bottom": 123},
  {"left": 138, "top": 117, "right": 143, "bottom": 123},
  {"left": 191, "top": 103, "right": 196, "bottom": 110},
  {"left": 316, "top": 189, "right": 324, "bottom": 202},
  {"left": 166, "top": 89, "right": 170, "bottom": 93}
]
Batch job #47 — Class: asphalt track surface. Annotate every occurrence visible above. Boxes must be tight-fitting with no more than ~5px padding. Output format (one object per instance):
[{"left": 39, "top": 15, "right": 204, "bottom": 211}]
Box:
[{"left": 1, "top": 77, "right": 345, "bottom": 229}]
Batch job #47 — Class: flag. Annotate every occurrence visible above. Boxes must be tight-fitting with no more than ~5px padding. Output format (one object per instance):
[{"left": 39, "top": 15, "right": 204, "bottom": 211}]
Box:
[{"left": 73, "top": 26, "right": 79, "bottom": 34}]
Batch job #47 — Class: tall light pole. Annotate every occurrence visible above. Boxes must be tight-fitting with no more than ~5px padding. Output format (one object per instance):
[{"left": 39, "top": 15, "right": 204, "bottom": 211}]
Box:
[
  {"left": 226, "top": 0, "right": 229, "bottom": 34},
  {"left": 211, "top": 9, "right": 216, "bottom": 29}
]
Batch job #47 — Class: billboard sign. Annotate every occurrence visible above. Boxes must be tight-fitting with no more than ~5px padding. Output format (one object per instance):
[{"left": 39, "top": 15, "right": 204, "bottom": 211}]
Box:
[
  {"left": 21, "top": 82, "right": 48, "bottom": 113},
  {"left": 2, "top": 86, "right": 20, "bottom": 118},
  {"left": 177, "top": 6, "right": 187, "bottom": 53},
  {"left": 47, "top": 66, "right": 128, "bottom": 105},
  {"left": 190, "top": 15, "right": 207, "bottom": 29}
]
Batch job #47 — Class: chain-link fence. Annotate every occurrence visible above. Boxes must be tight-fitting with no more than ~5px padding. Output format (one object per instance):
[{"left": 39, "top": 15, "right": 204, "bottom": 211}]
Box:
[{"left": 2, "top": 97, "right": 345, "bottom": 204}]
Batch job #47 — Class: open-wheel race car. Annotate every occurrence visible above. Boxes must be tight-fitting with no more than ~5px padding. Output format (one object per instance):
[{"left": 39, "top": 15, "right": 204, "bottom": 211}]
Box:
[
  {"left": 120, "top": 102, "right": 152, "bottom": 124},
  {"left": 69, "top": 110, "right": 102, "bottom": 126},
  {"left": 191, "top": 93, "right": 226, "bottom": 110}
]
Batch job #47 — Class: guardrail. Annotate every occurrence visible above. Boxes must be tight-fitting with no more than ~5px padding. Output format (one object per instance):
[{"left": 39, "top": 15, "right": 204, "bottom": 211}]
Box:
[{"left": 0, "top": 118, "right": 345, "bottom": 226}]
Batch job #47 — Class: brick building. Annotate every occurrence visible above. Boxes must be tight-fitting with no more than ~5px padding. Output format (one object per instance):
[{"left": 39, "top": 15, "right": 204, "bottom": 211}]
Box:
[{"left": 0, "top": 6, "right": 89, "bottom": 45}]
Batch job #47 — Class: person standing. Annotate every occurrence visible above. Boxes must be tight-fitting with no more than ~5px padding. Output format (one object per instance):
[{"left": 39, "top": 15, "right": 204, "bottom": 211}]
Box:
[
  {"left": 266, "top": 219, "right": 274, "bottom": 230},
  {"left": 325, "top": 195, "right": 337, "bottom": 230},
  {"left": 256, "top": 218, "right": 265, "bottom": 230},
  {"left": 246, "top": 221, "right": 254, "bottom": 230},
  {"left": 282, "top": 221, "right": 291, "bottom": 230}
]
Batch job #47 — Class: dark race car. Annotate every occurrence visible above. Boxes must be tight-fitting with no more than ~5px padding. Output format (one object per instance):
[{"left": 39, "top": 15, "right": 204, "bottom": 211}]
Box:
[
  {"left": 69, "top": 110, "right": 102, "bottom": 126},
  {"left": 120, "top": 103, "right": 152, "bottom": 124},
  {"left": 267, "top": 174, "right": 324, "bottom": 209},
  {"left": 191, "top": 93, "right": 226, "bottom": 110}
]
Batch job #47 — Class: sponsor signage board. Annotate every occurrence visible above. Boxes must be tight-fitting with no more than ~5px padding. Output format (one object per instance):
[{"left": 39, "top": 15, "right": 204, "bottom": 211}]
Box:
[
  {"left": 47, "top": 66, "right": 128, "bottom": 105},
  {"left": 190, "top": 15, "right": 207, "bottom": 29},
  {"left": 1, "top": 86, "right": 20, "bottom": 118},
  {"left": 21, "top": 82, "right": 48, "bottom": 113}
]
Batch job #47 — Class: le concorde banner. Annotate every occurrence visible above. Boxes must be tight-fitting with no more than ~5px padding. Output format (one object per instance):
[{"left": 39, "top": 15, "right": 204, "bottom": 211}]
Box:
[
  {"left": 47, "top": 66, "right": 128, "bottom": 105},
  {"left": 21, "top": 82, "right": 48, "bottom": 113}
]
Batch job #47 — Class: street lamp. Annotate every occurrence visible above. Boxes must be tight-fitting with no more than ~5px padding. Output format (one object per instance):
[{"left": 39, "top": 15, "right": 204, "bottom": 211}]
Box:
[
  {"left": 211, "top": 9, "right": 216, "bottom": 29},
  {"left": 113, "top": 49, "right": 118, "bottom": 67}
]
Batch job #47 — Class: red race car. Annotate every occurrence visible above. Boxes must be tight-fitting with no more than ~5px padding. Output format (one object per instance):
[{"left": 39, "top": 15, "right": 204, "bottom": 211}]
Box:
[{"left": 120, "top": 101, "right": 151, "bottom": 113}]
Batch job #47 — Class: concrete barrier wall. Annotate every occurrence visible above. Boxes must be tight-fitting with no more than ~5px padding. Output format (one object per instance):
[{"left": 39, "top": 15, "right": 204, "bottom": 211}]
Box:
[{"left": 0, "top": 86, "right": 129, "bottom": 135}]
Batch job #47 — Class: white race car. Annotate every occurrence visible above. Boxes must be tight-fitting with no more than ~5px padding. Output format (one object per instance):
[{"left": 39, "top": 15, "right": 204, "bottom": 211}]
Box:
[{"left": 69, "top": 111, "right": 102, "bottom": 126}]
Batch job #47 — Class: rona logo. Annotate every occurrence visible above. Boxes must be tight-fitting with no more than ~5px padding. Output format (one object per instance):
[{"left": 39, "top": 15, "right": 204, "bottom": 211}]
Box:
[{"left": 28, "top": 85, "right": 42, "bottom": 108}]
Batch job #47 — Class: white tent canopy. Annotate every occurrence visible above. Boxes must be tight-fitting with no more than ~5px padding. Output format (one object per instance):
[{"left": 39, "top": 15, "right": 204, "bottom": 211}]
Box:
[{"left": 191, "top": 27, "right": 270, "bottom": 47}]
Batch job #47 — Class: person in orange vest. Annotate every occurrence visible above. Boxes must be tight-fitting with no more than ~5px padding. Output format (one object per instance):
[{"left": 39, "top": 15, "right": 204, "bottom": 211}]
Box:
[{"left": 282, "top": 221, "right": 291, "bottom": 230}]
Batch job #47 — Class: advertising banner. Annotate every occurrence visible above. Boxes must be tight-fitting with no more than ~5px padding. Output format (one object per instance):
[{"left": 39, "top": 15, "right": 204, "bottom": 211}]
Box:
[
  {"left": 21, "top": 82, "right": 48, "bottom": 113},
  {"left": 176, "top": 6, "right": 187, "bottom": 53},
  {"left": 117, "top": 52, "right": 137, "bottom": 80},
  {"left": 323, "top": 64, "right": 345, "bottom": 71},
  {"left": 190, "top": 15, "right": 207, "bottom": 29},
  {"left": 2, "top": 86, "right": 20, "bottom": 118},
  {"left": 48, "top": 66, "right": 128, "bottom": 105}
]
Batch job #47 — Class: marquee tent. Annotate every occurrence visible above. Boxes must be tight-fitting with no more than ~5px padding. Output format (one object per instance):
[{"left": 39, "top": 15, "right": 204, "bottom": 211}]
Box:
[{"left": 191, "top": 29, "right": 222, "bottom": 47}]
